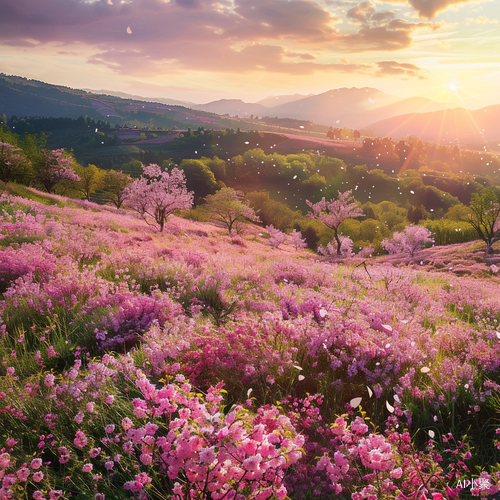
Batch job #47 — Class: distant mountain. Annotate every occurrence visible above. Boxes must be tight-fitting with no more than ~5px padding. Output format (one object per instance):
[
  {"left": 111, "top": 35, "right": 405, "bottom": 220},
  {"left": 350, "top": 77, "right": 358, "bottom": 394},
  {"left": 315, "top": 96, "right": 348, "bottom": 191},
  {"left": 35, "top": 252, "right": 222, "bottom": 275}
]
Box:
[
  {"left": 82, "top": 88, "right": 196, "bottom": 108},
  {"left": 193, "top": 99, "right": 269, "bottom": 117},
  {"left": 262, "top": 88, "right": 449, "bottom": 129},
  {"left": 364, "top": 105, "right": 500, "bottom": 142},
  {"left": 256, "top": 93, "right": 314, "bottom": 108},
  {"left": 0, "top": 74, "right": 231, "bottom": 130}
]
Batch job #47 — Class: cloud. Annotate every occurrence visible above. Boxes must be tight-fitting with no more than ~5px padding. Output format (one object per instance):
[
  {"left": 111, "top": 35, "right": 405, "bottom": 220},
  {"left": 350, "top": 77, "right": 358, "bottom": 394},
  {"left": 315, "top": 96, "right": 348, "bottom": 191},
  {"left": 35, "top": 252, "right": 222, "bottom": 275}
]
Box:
[
  {"left": 0, "top": 0, "right": 437, "bottom": 78},
  {"left": 392, "top": 0, "right": 483, "bottom": 19},
  {"left": 376, "top": 60, "right": 427, "bottom": 79},
  {"left": 464, "top": 15, "right": 499, "bottom": 24}
]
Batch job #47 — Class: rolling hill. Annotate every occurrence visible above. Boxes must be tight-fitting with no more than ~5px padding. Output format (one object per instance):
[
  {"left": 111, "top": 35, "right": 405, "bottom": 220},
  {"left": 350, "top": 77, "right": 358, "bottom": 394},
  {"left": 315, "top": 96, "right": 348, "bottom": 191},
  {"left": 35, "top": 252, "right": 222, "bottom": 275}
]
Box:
[{"left": 364, "top": 105, "right": 500, "bottom": 143}]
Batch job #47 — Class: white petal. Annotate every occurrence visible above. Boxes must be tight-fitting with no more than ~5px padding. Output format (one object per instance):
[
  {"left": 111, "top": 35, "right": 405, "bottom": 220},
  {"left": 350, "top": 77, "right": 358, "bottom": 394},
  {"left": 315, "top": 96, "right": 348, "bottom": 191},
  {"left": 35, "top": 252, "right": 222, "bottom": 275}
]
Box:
[
  {"left": 298, "top": 375, "right": 305, "bottom": 381},
  {"left": 126, "top": 26, "right": 132, "bottom": 34},
  {"left": 386, "top": 401, "right": 394, "bottom": 413},
  {"left": 382, "top": 324, "right": 392, "bottom": 332},
  {"left": 350, "top": 397, "right": 362, "bottom": 408},
  {"left": 247, "top": 388, "right": 253, "bottom": 397},
  {"left": 367, "top": 386, "right": 373, "bottom": 398},
  {"left": 496, "top": 331, "right": 500, "bottom": 339},
  {"left": 428, "top": 430, "right": 435, "bottom": 438},
  {"left": 293, "top": 365, "right": 303, "bottom": 371},
  {"left": 319, "top": 308, "right": 327, "bottom": 318},
  {"left": 421, "top": 367, "right": 431, "bottom": 373}
]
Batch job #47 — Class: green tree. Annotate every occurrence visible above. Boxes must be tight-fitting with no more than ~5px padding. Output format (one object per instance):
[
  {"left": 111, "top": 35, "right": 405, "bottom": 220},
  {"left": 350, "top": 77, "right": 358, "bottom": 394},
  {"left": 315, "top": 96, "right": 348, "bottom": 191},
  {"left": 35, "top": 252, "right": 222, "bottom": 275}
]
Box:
[
  {"left": 74, "top": 164, "right": 106, "bottom": 201},
  {"left": 180, "top": 159, "right": 218, "bottom": 205},
  {"left": 101, "top": 170, "right": 132, "bottom": 209},
  {"left": 466, "top": 188, "right": 500, "bottom": 254},
  {"left": 204, "top": 188, "right": 260, "bottom": 234}
]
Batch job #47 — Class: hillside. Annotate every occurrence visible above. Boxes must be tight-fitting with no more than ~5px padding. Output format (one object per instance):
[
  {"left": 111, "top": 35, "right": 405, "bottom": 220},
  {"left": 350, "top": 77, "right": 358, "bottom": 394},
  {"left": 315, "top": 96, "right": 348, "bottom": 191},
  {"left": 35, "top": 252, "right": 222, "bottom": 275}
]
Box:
[
  {"left": 1, "top": 188, "right": 500, "bottom": 498},
  {"left": 366, "top": 104, "right": 500, "bottom": 144}
]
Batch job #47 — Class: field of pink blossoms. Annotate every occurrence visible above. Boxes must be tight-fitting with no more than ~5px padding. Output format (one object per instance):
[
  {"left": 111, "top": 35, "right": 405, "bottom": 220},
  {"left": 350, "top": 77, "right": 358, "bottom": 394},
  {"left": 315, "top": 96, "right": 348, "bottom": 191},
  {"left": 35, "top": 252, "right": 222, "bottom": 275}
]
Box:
[{"left": 1, "top": 189, "right": 500, "bottom": 500}]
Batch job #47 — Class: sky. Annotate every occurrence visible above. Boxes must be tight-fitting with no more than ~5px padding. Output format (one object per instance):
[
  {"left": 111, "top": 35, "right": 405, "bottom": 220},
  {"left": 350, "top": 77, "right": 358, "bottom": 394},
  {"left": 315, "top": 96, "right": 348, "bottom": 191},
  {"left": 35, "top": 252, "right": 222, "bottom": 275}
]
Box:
[{"left": 0, "top": 0, "right": 499, "bottom": 108}]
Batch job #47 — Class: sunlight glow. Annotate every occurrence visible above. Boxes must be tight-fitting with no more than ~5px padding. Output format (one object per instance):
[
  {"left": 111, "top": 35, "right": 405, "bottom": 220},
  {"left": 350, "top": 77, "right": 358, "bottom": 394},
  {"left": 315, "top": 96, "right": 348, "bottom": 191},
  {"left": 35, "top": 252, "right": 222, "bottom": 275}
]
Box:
[{"left": 447, "top": 80, "right": 459, "bottom": 94}]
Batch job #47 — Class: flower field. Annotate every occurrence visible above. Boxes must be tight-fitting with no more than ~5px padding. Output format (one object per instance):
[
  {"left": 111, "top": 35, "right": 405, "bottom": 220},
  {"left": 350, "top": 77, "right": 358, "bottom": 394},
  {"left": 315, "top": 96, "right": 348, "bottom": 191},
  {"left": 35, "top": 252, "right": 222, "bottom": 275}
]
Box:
[{"left": 1, "top": 189, "right": 500, "bottom": 500}]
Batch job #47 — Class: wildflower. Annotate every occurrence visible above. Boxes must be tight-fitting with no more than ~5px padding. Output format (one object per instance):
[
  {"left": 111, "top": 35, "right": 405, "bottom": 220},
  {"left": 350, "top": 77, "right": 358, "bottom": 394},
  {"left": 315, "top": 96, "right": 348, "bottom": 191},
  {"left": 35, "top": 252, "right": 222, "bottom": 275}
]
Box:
[
  {"left": 31, "top": 458, "right": 43, "bottom": 470},
  {"left": 44, "top": 374, "right": 55, "bottom": 387},
  {"left": 105, "top": 424, "right": 115, "bottom": 434},
  {"left": 83, "top": 463, "right": 93, "bottom": 473},
  {"left": 33, "top": 471, "right": 44, "bottom": 482},
  {"left": 74, "top": 412, "right": 84, "bottom": 424},
  {"left": 89, "top": 448, "right": 101, "bottom": 458},
  {"left": 74, "top": 431, "right": 88, "bottom": 449},
  {"left": 17, "top": 467, "right": 30, "bottom": 481}
]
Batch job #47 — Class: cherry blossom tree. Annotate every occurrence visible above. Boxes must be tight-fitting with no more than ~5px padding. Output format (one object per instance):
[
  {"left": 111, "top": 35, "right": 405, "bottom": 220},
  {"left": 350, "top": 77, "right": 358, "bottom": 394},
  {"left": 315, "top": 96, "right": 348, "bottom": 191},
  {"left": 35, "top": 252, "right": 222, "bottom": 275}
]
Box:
[
  {"left": 33, "top": 148, "right": 80, "bottom": 193},
  {"left": 466, "top": 188, "right": 500, "bottom": 254},
  {"left": 0, "top": 142, "right": 32, "bottom": 184},
  {"left": 204, "top": 188, "right": 260, "bottom": 234},
  {"left": 306, "top": 190, "right": 363, "bottom": 255},
  {"left": 266, "top": 224, "right": 286, "bottom": 248},
  {"left": 318, "top": 236, "right": 354, "bottom": 257},
  {"left": 382, "top": 225, "right": 434, "bottom": 256},
  {"left": 289, "top": 228, "right": 307, "bottom": 250},
  {"left": 125, "top": 164, "right": 193, "bottom": 232}
]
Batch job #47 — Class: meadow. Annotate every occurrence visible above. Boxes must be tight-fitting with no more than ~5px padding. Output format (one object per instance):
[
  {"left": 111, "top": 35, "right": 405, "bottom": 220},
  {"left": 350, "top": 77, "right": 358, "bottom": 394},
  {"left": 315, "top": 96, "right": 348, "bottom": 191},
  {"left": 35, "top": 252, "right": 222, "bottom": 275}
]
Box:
[{"left": 1, "top": 188, "right": 500, "bottom": 499}]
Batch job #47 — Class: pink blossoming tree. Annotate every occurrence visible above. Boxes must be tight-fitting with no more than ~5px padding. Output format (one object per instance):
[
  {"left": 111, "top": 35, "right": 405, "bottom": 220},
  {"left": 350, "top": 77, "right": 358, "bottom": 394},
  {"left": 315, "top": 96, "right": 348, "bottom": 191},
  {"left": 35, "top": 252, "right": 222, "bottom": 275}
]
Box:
[
  {"left": 382, "top": 225, "right": 434, "bottom": 256},
  {"left": 33, "top": 148, "right": 80, "bottom": 193},
  {"left": 306, "top": 190, "right": 363, "bottom": 255},
  {"left": 125, "top": 164, "right": 193, "bottom": 232}
]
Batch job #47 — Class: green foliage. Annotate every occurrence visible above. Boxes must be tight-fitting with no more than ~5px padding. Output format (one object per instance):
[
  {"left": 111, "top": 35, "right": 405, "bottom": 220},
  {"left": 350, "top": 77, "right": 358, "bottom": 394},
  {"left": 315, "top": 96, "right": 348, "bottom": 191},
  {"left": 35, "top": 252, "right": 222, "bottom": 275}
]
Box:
[{"left": 180, "top": 158, "right": 218, "bottom": 204}]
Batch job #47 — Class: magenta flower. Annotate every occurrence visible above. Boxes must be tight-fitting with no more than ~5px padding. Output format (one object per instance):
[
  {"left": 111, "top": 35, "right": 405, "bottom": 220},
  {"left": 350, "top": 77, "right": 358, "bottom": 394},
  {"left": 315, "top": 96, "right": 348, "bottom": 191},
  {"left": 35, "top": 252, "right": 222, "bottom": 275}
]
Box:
[
  {"left": 33, "top": 472, "right": 44, "bottom": 483},
  {"left": 74, "top": 431, "right": 88, "bottom": 449}
]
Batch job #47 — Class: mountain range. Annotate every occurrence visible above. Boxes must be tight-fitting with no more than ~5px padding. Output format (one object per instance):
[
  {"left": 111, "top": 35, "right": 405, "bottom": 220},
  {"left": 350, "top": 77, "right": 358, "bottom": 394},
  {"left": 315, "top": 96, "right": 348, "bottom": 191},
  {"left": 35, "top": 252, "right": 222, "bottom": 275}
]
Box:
[{"left": 1, "top": 73, "right": 498, "bottom": 146}]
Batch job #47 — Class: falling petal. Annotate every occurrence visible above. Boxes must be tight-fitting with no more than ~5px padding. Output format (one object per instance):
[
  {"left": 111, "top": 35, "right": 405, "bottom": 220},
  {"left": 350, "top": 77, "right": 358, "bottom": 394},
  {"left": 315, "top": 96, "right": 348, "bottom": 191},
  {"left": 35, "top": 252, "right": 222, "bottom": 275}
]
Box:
[
  {"left": 410, "top": 190, "right": 415, "bottom": 195},
  {"left": 350, "top": 397, "right": 362, "bottom": 408},
  {"left": 496, "top": 332, "right": 500, "bottom": 339},
  {"left": 298, "top": 375, "right": 305, "bottom": 381},
  {"left": 293, "top": 175, "right": 298, "bottom": 179},
  {"left": 127, "top": 26, "right": 132, "bottom": 34},
  {"left": 401, "top": 319, "right": 409, "bottom": 324},
  {"left": 108, "top": 0, "right": 113, "bottom": 4},
  {"left": 382, "top": 324, "right": 392, "bottom": 332},
  {"left": 428, "top": 430, "right": 435, "bottom": 438},
  {"left": 394, "top": 394, "right": 400, "bottom": 403},
  {"left": 319, "top": 308, "right": 327, "bottom": 318},
  {"left": 247, "top": 388, "right": 253, "bottom": 397},
  {"left": 367, "top": 386, "right": 373, "bottom": 398},
  {"left": 368, "top": 98, "right": 375, "bottom": 104},
  {"left": 386, "top": 401, "right": 394, "bottom": 413},
  {"left": 299, "top": 125, "right": 304, "bottom": 129},
  {"left": 244, "top": 141, "right": 249, "bottom": 144},
  {"left": 293, "top": 365, "right": 303, "bottom": 371},
  {"left": 421, "top": 367, "right": 431, "bottom": 373}
]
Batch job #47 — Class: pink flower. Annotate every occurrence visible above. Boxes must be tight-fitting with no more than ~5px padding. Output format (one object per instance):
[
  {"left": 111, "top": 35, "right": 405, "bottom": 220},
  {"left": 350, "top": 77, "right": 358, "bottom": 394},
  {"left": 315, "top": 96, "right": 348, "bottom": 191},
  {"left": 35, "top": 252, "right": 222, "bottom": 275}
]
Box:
[
  {"left": 86, "top": 402, "right": 95, "bottom": 413},
  {"left": 82, "top": 463, "right": 93, "bottom": 473},
  {"left": 74, "top": 412, "right": 84, "bottom": 424},
  {"left": 33, "top": 491, "right": 45, "bottom": 500},
  {"left": 0, "top": 453, "right": 11, "bottom": 467},
  {"left": 74, "top": 431, "right": 88, "bottom": 449},
  {"left": 104, "top": 461, "right": 114, "bottom": 470},
  {"left": 33, "top": 472, "right": 44, "bottom": 483},
  {"left": 105, "top": 395, "right": 114, "bottom": 405},
  {"left": 31, "top": 458, "right": 43, "bottom": 470},
  {"left": 44, "top": 374, "right": 55, "bottom": 387},
  {"left": 17, "top": 467, "right": 30, "bottom": 481},
  {"left": 105, "top": 424, "right": 115, "bottom": 434},
  {"left": 243, "top": 454, "right": 263, "bottom": 472},
  {"left": 122, "top": 417, "right": 134, "bottom": 430},
  {"left": 6, "top": 438, "right": 17, "bottom": 447},
  {"left": 358, "top": 434, "right": 394, "bottom": 471}
]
